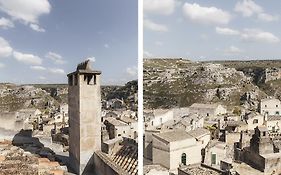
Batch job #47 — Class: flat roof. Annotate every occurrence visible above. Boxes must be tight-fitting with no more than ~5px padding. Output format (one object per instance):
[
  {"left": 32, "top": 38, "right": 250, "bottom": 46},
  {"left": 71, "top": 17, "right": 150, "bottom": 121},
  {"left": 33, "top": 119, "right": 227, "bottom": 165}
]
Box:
[{"left": 153, "top": 130, "right": 193, "bottom": 143}]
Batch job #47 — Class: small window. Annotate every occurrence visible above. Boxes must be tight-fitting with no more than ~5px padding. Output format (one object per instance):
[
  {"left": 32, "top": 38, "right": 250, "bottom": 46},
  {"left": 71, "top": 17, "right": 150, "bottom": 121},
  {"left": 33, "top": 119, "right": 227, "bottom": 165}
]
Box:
[
  {"left": 276, "top": 111, "right": 280, "bottom": 115},
  {"left": 207, "top": 113, "right": 209, "bottom": 117},
  {"left": 265, "top": 105, "right": 267, "bottom": 108},
  {"left": 181, "top": 153, "right": 186, "bottom": 165},
  {"left": 118, "top": 134, "right": 121, "bottom": 136},
  {"left": 253, "top": 119, "right": 258, "bottom": 124},
  {"left": 123, "top": 131, "right": 125, "bottom": 134},
  {"left": 74, "top": 74, "right": 78, "bottom": 85},
  {"left": 211, "top": 153, "right": 216, "bottom": 165},
  {"left": 68, "top": 75, "right": 73, "bottom": 86},
  {"left": 263, "top": 132, "right": 266, "bottom": 136}
]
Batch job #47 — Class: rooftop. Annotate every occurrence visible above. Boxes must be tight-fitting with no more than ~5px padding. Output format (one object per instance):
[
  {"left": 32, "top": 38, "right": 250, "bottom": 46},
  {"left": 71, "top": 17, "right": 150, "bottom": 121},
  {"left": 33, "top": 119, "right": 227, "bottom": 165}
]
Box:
[
  {"left": 190, "top": 103, "right": 222, "bottom": 109},
  {"left": 153, "top": 130, "right": 193, "bottom": 143},
  {"left": 187, "top": 128, "right": 210, "bottom": 138}
]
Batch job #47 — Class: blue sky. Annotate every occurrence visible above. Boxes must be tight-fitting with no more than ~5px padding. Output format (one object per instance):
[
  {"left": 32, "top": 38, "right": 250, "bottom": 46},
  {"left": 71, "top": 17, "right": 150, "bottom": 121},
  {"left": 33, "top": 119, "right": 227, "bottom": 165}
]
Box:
[
  {"left": 0, "top": 0, "right": 138, "bottom": 85},
  {"left": 144, "top": 0, "right": 281, "bottom": 61}
]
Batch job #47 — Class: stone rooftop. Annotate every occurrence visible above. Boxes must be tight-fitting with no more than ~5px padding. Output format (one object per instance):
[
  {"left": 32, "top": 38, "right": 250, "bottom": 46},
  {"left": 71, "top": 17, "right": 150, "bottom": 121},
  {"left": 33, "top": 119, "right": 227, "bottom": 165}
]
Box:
[
  {"left": 179, "top": 164, "right": 223, "bottom": 175},
  {"left": 143, "top": 164, "right": 168, "bottom": 174},
  {"left": 105, "top": 117, "right": 128, "bottom": 126},
  {"left": 187, "top": 128, "right": 210, "bottom": 138},
  {"left": 153, "top": 130, "right": 193, "bottom": 143},
  {"left": 109, "top": 144, "right": 138, "bottom": 175},
  {"left": 0, "top": 140, "right": 67, "bottom": 175},
  {"left": 267, "top": 115, "right": 281, "bottom": 121}
]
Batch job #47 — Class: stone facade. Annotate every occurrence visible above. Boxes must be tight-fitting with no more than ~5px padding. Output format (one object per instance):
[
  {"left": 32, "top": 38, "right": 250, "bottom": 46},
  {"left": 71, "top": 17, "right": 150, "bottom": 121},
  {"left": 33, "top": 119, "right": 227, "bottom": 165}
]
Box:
[
  {"left": 260, "top": 98, "right": 281, "bottom": 116},
  {"left": 189, "top": 103, "right": 227, "bottom": 118},
  {"left": 152, "top": 130, "right": 202, "bottom": 173},
  {"left": 68, "top": 60, "right": 102, "bottom": 174}
]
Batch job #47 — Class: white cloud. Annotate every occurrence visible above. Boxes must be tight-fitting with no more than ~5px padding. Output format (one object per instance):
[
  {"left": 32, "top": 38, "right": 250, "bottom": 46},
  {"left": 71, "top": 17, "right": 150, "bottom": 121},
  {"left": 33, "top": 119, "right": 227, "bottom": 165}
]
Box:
[
  {"left": 143, "top": 51, "right": 153, "bottom": 57},
  {"left": 46, "top": 52, "right": 65, "bottom": 64},
  {"left": 215, "top": 27, "right": 240, "bottom": 35},
  {"left": 144, "top": 19, "right": 168, "bottom": 32},
  {"left": 13, "top": 51, "right": 42, "bottom": 65},
  {"left": 0, "top": 0, "right": 51, "bottom": 24},
  {"left": 86, "top": 56, "right": 96, "bottom": 62},
  {"left": 30, "top": 23, "right": 45, "bottom": 32},
  {"left": 49, "top": 68, "right": 65, "bottom": 75},
  {"left": 0, "top": 37, "right": 13, "bottom": 57},
  {"left": 234, "top": 0, "right": 262, "bottom": 17},
  {"left": 144, "top": 0, "right": 176, "bottom": 15},
  {"left": 0, "top": 62, "right": 4, "bottom": 68},
  {"left": 258, "top": 13, "right": 279, "bottom": 22},
  {"left": 235, "top": 0, "right": 278, "bottom": 22},
  {"left": 224, "top": 46, "right": 242, "bottom": 54},
  {"left": 182, "top": 3, "right": 231, "bottom": 25},
  {"left": 0, "top": 17, "right": 14, "bottom": 29},
  {"left": 126, "top": 66, "right": 137, "bottom": 77},
  {"left": 30, "top": 65, "right": 46, "bottom": 71},
  {"left": 241, "top": 29, "right": 280, "bottom": 43}
]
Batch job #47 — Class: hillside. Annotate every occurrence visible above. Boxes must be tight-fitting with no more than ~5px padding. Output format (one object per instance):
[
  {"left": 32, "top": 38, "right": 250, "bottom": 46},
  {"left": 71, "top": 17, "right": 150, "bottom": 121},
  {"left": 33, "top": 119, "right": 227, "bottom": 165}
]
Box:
[
  {"left": 0, "top": 80, "right": 137, "bottom": 112},
  {"left": 143, "top": 58, "right": 281, "bottom": 110}
]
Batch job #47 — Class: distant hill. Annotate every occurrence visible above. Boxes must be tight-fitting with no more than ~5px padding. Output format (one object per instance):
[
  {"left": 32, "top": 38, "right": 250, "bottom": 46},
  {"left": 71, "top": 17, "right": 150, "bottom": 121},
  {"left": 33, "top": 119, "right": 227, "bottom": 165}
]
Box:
[
  {"left": 0, "top": 80, "right": 137, "bottom": 112},
  {"left": 143, "top": 58, "right": 281, "bottom": 110}
]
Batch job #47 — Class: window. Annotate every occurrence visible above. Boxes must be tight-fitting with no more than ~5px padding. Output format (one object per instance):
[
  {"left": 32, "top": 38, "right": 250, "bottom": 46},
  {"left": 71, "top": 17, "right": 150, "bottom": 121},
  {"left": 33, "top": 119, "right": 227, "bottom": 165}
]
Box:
[
  {"left": 68, "top": 75, "right": 73, "bottom": 86},
  {"left": 265, "top": 105, "right": 267, "bottom": 108},
  {"left": 253, "top": 119, "right": 258, "bottom": 124},
  {"left": 207, "top": 113, "right": 209, "bottom": 117},
  {"left": 276, "top": 111, "right": 280, "bottom": 115},
  {"left": 181, "top": 153, "right": 186, "bottom": 165},
  {"left": 74, "top": 74, "right": 78, "bottom": 85},
  {"left": 84, "top": 74, "right": 95, "bottom": 85},
  {"left": 211, "top": 153, "right": 216, "bottom": 165}
]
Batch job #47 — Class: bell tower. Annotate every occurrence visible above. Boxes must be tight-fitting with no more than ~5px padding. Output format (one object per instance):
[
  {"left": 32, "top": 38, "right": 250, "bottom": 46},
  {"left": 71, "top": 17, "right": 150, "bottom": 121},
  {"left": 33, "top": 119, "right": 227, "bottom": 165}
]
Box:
[{"left": 67, "top": 60, "right": 101, "bottom": 174}]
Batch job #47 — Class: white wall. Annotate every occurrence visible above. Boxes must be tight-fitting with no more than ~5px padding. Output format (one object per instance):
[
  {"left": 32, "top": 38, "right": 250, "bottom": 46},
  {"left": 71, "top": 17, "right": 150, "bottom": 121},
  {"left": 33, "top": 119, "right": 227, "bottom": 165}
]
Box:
[{"left": 260, "top": 99, "right": 281, "bottom": 116}]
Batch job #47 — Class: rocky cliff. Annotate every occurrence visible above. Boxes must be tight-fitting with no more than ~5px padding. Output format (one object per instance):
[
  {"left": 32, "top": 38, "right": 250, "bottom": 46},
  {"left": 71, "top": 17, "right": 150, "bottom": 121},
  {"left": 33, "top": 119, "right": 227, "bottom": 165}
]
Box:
[{"left": 143, "top": 59, "right": 281, "bottom": 110}]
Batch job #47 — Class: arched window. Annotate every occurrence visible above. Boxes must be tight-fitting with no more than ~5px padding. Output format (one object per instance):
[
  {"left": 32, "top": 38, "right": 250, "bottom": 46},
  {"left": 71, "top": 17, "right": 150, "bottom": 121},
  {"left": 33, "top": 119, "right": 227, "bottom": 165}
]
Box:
[
  {"left": 253, "top": 119, "right": 258, "bottom": 124},
  {"left": 181, "top": 153, "right": 186, "bottom": 165}
]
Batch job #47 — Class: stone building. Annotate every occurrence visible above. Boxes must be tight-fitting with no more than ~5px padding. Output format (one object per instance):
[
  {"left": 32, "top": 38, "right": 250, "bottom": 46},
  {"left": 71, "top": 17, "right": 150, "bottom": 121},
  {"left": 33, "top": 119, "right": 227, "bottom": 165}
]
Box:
[
  {"left": 152, "top": 130, "right": 202, "bottom": 173},
  {"left": 260, "top": 98, "right": 281, "bottom": 116},
  {"left": 145, "top": 109, "right": 174, "bottom": 128},
  {"left": 189, "top": 103, "right": 227, "bottom": 118},
  {"left": 67, "top": 60, "right": 138, "bottom": 175},
  {"left": 264, "top": 67, "right": 281, "bottom": 83},
  {"left": 244, "top": 112, "right": 265, "bottom": 131},
  {"left": 265, "top": 115, "right": 281, "bottom": 132},
  {"left": 68, "top": 60, "right": 102, "bottom": 174},
  {"left": 235, "top": 127, "right": 281, "bottom": 174}
]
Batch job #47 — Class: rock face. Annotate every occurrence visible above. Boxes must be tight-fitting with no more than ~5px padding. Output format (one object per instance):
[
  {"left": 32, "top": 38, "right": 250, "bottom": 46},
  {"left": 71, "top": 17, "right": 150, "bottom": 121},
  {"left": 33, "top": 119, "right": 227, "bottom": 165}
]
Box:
[
  {"left": 144, "top": 59, "right": 271, "bottom": 109},
  {"left": 0, "top": 83, "right": 59, "bottom": 112}
]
